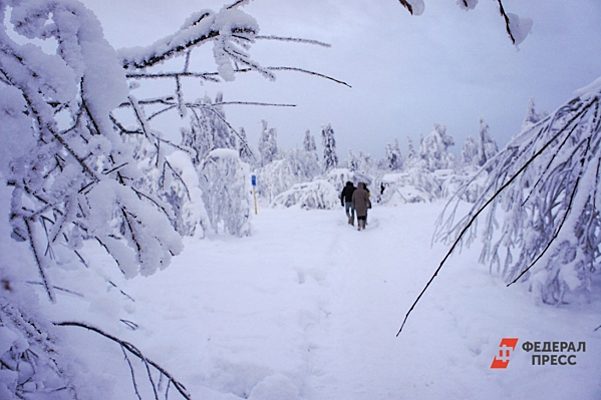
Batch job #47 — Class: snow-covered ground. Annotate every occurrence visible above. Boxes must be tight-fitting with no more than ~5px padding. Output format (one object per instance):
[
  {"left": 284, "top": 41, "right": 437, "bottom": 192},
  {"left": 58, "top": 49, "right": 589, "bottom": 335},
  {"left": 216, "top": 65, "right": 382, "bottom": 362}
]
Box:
[{"left": 46, "top": 203, "right": 601, "bottom": 400}]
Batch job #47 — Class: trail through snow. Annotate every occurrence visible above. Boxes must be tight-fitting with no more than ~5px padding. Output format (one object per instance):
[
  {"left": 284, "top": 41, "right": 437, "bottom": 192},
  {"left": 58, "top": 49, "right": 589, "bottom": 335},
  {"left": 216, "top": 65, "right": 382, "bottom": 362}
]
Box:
[{"left": 52, "top": 204, "right": 601, "bottom": 399}]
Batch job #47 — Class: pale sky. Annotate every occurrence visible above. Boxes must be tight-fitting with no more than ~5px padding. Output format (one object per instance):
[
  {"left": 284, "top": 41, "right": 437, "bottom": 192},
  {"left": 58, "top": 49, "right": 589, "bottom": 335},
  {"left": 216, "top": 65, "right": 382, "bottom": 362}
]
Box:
[{"left": 81, "top": 0, "right": 601, "bottom": 159}]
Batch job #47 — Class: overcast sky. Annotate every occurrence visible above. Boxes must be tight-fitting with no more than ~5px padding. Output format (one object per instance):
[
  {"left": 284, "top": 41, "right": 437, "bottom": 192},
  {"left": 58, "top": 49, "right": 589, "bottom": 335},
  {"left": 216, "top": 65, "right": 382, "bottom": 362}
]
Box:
[{"left": 81, "top": 0, "right": 601, "bottom": 159}]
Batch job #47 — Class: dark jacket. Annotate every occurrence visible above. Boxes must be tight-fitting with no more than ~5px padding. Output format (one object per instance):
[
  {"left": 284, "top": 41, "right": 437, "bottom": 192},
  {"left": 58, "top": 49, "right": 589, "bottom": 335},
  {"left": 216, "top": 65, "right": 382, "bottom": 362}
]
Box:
[
  {"left": 340, "top": 182, "right": 355, "bottom": 206},
  {"left": 352, "top": 183, "right": 371, "bottom": 217}
]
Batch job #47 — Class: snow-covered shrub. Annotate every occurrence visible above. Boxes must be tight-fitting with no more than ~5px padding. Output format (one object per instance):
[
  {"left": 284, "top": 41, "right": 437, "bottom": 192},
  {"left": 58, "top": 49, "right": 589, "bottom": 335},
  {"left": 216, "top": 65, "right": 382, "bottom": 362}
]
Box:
[
  {"left": 200, "top": 149, "right": 251, "bottom": 236},
  {"left": 272, "top": 180, "right": 338, "bottom": 210}
]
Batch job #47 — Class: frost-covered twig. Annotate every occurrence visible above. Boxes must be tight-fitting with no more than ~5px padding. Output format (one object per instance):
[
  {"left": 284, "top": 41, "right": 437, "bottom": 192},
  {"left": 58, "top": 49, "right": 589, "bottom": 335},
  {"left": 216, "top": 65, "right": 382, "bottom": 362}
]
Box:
[
  {"left": 399, "top": 93, "right": 601, "bottom": 335},
  {"left": 255, "top": 35, "right": 331, "bottom": 47},
  {"left": 55, "top": 321, "right": 191, "bottom": 400},
  {"left": 202, "top": 66, "right": 352, "bottom": 87}
]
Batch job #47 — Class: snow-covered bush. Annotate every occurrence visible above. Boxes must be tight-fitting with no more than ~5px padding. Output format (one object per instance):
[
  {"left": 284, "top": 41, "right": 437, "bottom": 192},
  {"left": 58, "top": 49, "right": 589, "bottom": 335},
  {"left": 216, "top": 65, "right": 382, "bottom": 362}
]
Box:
[
  {"left": 272, "top": 180, "right": 338, "bottom": 210},
  {"left": 200, "top": 149, "right": 251, "bottom": 236}
]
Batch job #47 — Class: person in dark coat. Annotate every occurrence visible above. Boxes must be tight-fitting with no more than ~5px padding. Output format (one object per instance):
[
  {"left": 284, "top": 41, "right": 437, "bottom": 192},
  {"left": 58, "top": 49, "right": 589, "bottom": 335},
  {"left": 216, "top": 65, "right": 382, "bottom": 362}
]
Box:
[
  {"left": 352, "top": 182, "right": 371, "bottom": 231},
  {"left": 340, "top": 181, "right": 356, "bottom": 225}
]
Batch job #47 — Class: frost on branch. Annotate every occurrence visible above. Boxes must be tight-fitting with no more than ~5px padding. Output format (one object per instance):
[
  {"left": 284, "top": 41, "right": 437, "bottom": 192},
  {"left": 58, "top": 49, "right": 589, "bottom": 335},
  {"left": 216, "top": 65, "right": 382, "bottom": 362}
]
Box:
[
  {"left": 398, "top": 82, "right": 601, "bottom": 335},
  {"left": 1, "top": 0, "right": 182, "bottom": 298},
  {"left": 435, "top": 83, "right": 601, "bottom": 303},
  {"left": 119, "top": 6, "right": 267, "bottom": 81}
]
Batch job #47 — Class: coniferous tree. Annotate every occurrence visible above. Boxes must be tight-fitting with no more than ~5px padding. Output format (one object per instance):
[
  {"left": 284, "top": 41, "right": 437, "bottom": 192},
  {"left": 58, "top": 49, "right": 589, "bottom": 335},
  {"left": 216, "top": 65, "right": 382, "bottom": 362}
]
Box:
[
  {"left": 321, "top": 123, "right": 338, "bottom": 171},
  {"left": 385, "top": 139, "right": 403, "bottom": 171},
  {"left": 419, "top": 124, "right": 455, "bottom": 171},
  {"left": 258, "top": 120, "right": 279, "bottom": 166},
  {"left": 238, "top": 127, "right": 255, "bottom": 164},
  {"left": 303, "top": 129, "right": 317, "bottom": 152}
]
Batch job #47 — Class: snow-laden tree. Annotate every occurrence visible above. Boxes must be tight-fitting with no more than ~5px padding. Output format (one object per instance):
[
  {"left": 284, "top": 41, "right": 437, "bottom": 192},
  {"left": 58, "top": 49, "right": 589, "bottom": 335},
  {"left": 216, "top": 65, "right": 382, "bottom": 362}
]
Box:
[
  {"left": 476, "top": 119, "right": 498, "bottom": 167},
  {"left": 461, "top": 136, "right": 480, "bottom": 167},
  {"left": 303, "top": 129, "right": 317, "bottom": 152},
  {"left": 258, "top": 120, "right": 279, "bottom": 166},
  {"left": 256, "top": 147, "right": 320, "bottom": 202},
  {"left": 521, "top": 98, "right": 547, "bottom": 131},
  {"left": 385, "top": 139, "right": 404, "bottom": 171},
  {"left": 348, "top": 150, "right": 360, "bottom": 172},
  {"left": 0, "top": 0, "right": 351, "bottom": 397},
  {"left": 238, "top": 127, "right": 256, "bottom": 164},
  {"left": 405, "top": 137, "right": 420, "bottom": 168},
  {"left": 461, "top": 119, "right": 498, "bottom": 169},
  {"left": 399, "top": 81, "right": 601, "bottom": 335},
  {"left": 182, "top": 93, "right": 236, "bottom": 165},
  {"left": 199, "top": 149, "right": 251, "bottom": 236},
  {"left": 321, "top": 124, "right": 338, "bottom": 171},
  {"left": 419, "top": 124, "right": 456, "bottom": 171}
]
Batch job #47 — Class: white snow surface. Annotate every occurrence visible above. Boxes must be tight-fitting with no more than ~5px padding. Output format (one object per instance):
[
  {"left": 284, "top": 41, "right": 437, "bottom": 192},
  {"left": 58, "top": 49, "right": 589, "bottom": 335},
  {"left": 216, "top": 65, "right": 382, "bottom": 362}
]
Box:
[{"left": 43, "top": 204, "right": 601, "bottom": 399}]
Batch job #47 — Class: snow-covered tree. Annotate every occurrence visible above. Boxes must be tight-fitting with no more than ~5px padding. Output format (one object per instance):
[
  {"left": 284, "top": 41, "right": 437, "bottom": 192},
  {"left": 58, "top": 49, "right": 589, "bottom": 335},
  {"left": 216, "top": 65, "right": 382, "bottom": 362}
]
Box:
[
  {"left": 238, "top": 127, "right": 256, "bottom": 164},
  {"left": 476, "top": 119, "right": 498, "bottom": 167},
  {"left": 385, "top": 139, "right": 404, "bottom": 171},
  {"left": 461, "top": 119, "right": 498, "bottom": 169},
  {"left": 321, "top": 124, "right": 338, "bottom": 171},
  {"left": 416, "top": 82, "right": 601, "bottom": 335},
  {"left": 405, "top": 137, "right": 420, "bottom": 168},
  {"left": 182, "top": 93, "right": 236, "bottom": 165},
  {"left": 348, "top": 150, "right": 360, "bottom": 172},
  {"left": 0, "top": 0, "right": 351, "bottom": 397},
  {"left": 303, "top": 129, "right": 317, "bottom": 152},
  {"left": 199, "top": 149, "right": 251, "bottom": 236},
  {"left": 461, "top": 136, "right": 480, "bottom": 167},
  {"left": 258, "top": 120, "right": 279, "bottom": 166},
  {"left": 419, "top": 124, "right": 455, "bottom": 171},
  {"left": 521, "top": 98, "right": 546, "bottom": 131}
]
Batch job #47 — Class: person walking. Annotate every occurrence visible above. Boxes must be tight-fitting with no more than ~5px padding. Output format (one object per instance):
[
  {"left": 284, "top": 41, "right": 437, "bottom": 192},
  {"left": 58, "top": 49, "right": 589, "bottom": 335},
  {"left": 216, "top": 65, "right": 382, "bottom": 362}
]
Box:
[
  {"left": 352, "top": 182, "right": 371, "bottom": 231},
  {"left": 340, "top": 181, "right": 356, "bottom": 225}
]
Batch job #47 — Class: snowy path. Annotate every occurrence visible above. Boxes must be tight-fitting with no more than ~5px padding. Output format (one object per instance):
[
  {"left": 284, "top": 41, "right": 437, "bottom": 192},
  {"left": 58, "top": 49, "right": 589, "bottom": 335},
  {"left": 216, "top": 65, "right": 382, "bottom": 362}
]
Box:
[{"left": 71, "top": 204, "right": 601, "bottom": 400}]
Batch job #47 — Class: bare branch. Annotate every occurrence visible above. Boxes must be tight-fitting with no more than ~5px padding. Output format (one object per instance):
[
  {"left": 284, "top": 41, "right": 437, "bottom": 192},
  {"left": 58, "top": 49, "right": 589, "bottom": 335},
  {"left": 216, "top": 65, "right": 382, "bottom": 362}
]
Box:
[{"left": 496, "top": 0, "right": 516, "bottom": 45}]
